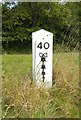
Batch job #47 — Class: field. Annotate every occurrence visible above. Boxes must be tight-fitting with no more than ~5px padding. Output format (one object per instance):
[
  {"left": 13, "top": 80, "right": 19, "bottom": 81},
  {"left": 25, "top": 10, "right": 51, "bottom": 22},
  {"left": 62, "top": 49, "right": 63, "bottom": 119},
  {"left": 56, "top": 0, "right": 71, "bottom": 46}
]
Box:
[{"left": 2, "top": 52, "right": 80, "bottom": 118}]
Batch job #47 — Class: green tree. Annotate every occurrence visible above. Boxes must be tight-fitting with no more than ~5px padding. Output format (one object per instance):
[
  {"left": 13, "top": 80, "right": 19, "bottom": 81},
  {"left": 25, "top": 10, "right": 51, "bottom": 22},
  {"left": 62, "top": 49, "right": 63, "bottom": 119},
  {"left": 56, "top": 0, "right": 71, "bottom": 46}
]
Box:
[{"left": 2, "top": 2, "right": 80, "bottom": 51}]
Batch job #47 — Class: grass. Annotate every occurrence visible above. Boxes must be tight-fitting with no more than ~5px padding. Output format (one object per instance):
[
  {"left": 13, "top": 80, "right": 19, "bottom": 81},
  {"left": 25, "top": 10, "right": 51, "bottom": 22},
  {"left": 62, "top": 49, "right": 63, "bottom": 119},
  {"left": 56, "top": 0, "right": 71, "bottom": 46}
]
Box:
[
  {"left": 2, "top": 52, "right": 80, "bottom": 118},
  {"left": 2, "top": 54, "right": 32, "bottom": 82},
  {"left": 0, "top": 55, "right": 2, "bottom": 119}
]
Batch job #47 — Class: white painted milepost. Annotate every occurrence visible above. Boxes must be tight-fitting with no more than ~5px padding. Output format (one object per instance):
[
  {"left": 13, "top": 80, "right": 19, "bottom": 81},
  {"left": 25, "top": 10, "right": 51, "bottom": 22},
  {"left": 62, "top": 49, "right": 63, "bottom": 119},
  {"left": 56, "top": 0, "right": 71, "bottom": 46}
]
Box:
[{"left": 32, "top": 29, "right": 53, "bottom": 87}]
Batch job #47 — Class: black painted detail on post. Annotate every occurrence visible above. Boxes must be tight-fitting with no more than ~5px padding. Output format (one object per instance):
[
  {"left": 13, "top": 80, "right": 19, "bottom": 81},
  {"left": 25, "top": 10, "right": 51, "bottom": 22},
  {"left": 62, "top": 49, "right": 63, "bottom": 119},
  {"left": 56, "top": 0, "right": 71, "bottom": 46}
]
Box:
[
  {"left": 41, "top": 64, "right": 46, "bottom": 69},
  {"left": 41, "top": 56, "right": 46, "bottom": 62},
  {"left": 39, "top": 53, "right": 47, "bottom": 82},
  {"left": 42, "top": 71, "right": 45, "bottom": 75}
]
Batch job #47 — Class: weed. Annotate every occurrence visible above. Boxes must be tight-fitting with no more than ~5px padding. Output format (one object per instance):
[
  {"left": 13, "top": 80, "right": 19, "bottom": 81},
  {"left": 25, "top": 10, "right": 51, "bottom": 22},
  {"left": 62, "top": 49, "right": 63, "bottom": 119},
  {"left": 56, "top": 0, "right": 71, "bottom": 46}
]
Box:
[{"left": 2, "top": 53, "right": 80, "bottom": 118}]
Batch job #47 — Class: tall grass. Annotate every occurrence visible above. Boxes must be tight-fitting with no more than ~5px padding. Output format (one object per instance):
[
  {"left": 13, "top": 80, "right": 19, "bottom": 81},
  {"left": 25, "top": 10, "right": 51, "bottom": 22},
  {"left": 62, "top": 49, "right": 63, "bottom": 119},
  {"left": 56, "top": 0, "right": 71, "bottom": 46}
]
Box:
[
  {"left": 0, "top": 55, "right": 2, "bottom": 119},
  {"left": 2, "top": 53, "right": 80, "bottom": 118}
]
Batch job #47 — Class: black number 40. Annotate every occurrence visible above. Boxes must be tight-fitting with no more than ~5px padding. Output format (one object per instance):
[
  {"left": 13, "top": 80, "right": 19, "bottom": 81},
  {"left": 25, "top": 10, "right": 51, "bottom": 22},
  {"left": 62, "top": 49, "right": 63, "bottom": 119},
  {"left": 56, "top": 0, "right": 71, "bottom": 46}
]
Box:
[{"left": 37, "top": 42, "right": 50, "bottom": 49}]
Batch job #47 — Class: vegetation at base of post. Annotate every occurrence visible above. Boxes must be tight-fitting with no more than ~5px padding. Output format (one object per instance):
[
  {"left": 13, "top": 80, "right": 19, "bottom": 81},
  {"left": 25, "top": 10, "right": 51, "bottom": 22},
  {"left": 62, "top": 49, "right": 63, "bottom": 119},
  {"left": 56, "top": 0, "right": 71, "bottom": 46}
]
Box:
[
  {"left": 2, "top": 53, "right": 80, "bottom": 118},
  {"left": 1, "top": 1, "right": 81, "bottom": 118}
]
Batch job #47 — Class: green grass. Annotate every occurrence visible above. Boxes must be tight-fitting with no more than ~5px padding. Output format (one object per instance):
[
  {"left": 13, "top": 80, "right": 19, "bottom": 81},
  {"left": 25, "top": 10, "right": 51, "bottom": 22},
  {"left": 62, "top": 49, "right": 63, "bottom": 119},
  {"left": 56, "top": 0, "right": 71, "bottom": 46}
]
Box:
[
  {"left": 2, "top": 54, "right": 32, "bottom": 82},
  {"left": 2, "top": 53, "right": 80, "bottom": 118},
  {"left": 0, "top": 55, "right": 2, "bottom": 119}
]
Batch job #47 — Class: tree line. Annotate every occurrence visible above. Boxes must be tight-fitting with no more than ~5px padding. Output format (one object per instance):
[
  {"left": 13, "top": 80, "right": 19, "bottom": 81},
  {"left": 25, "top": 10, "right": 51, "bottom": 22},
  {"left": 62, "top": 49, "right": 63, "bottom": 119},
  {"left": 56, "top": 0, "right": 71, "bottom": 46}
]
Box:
[{"left": 2, "top": 2, "right": 81, "bottom": 52}]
